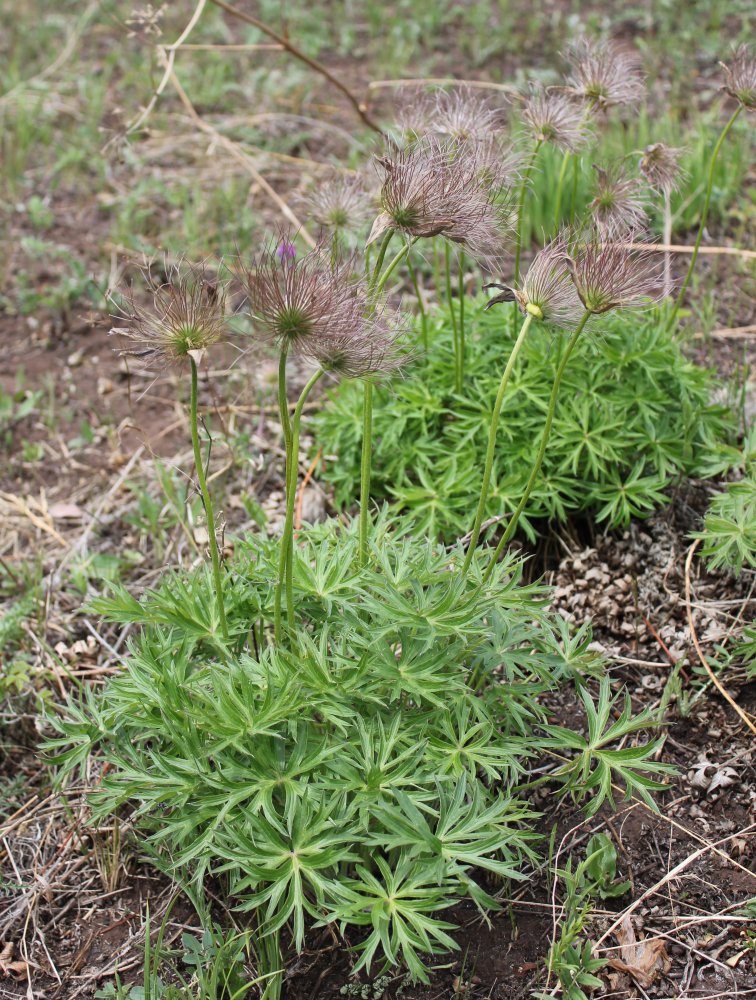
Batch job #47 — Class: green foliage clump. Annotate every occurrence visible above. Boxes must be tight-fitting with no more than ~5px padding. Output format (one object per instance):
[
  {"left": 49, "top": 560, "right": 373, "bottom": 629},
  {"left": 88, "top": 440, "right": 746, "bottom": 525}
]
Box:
[
  {"left": 694, "top": 469, "right": 756, "bottom": 575},
  {"left": 313, "top": 301, "right": 733, "bottom": 541},
  {"left": 49, "top": 514, "right": 669, "bottom": 984}
]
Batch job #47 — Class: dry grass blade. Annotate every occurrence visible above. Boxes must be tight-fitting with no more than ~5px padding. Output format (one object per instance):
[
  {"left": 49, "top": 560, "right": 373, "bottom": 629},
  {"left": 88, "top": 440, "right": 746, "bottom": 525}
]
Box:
[
  {"left": 684, "top": 540, "right": 756, "bottom": 734},
  {"left": 593, "top": 823, "right": 756, "bottom": 950},
  {"left": 0, "top": 492, "right": 70, "bottom": 549},
  {"left": 622, "top": 241, "right": 756, "bottom": 260},
  {"left": 118, "top": 0, "right": 208, "bottom": 141},
  {"left": 166, "top": 64, "right": 316, "bottom": 246},
  {"left": 207, "top": 0, "right": 384, "bottom": 134}
]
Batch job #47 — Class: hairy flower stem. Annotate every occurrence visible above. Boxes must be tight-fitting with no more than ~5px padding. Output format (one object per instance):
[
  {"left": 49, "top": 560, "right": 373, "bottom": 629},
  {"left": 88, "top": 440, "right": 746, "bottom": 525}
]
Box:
[
  {"left": 373, "top": 239, "right": 415, "bottom": 296},
  {"left": 513, "top": 140, "right": 542, "bottom": 332},
  {"left": 662, "top": 192, "right": 673, "bottom": 298},
  {"left": 553, "top": 151, "right": 572, "bottom": 233},
  {"left": 483, "top": 310, "right": 592, "bottom": 582},
  {"left": 358, "top": 380, "right": 374, "bottom": 567},
  {"left": 667, "top": 105, "right": 742, "bottom": 330},
  {"left": 462, "top": 312, "right": 534, "bottom": 574},
  {"left": 368, "top": 231, "right": 394, "bottom": 295},
  {"left": 409, "top": 264, "right": 428, "bottom": 352},
  {"left": 358, "top": 230, "right": 395, "bottom": 567},
  {"left": 570, "top": 155, "right": 579, "bottom": 224},
  {"left": 275, "top": 367, "right": 324, "bottom": 641},
  {"left": 459, "top": 250, "right": 466, "bottom": 383},
  {"left": 190, "top": 357, "right": 229, "bottom": 641},
  {"left": 277, "top": 346, "right": 294, "bottom": 599},
  {"left": 445, "top": 243, "right": 461, "bottom": 391}
]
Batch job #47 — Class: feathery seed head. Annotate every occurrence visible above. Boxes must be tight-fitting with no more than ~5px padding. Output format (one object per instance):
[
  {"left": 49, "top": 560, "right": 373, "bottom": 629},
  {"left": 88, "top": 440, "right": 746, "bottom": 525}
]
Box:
[
  {"left": 244, "top": 239, "right": 405, "bottom": 380},
  {"left": 638, "top": 143, "right": 685, "bottom": 196},
  {"left": 565, "top": 37, "right": 646, "bottom": 110},
  {"left": 521, "top": 89, "right": 593, "bottom": 152},
  {"left": 469, "top": 132, "right": 526, "bottom": 190},
  {"left": 720, "top": 45, "right": 756, "bottom": 111},
  {"left": 432, "top": 85, "right": 509, "bottom": 142},
  {"left": 368, "top": 136, "right": 513, "bottom": 266},
  {"left": 313, "top": 313, "right": 408, "bottom": 380},
  {"left": 566, "top": 232, "right": 664, "bottom": 314},
  {"left": 244, "top": 240, "right": 365, "bottom": 357},
  {"left": 589, "top": 163, "right": 648, "bottom": 235},
  {"left": 484, "top": 233, "right": 583, "bottom": 328},
  {"left": 395, "top": 85, "right": 508, "bottom": 143},
  {"left": 111, "top": 259, "right": 227, "bottom": 368},
  {"left": 299, "top": 175, "right": 373, "bottom": 234}
]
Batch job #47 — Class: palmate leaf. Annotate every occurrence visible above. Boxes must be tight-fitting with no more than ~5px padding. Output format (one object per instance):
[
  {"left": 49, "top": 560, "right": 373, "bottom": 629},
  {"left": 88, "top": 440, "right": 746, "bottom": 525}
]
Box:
[
  {"left": 322, "top": 714, "right": 434, "bottom": 813},
  {"left": 426, "top": 701, "right": 526, "bottom": 782},
  {"left": 216, "top": 795, "right": 359, "bottom": 951},
  {"left": 324, "top": 855, "right": 459, "bottom": 984},
  {"left": 359, "top": 571, "right": 500, "bottom": 640},
  {"left": 290, "top": 529, "right": 363, "bottom": 617},
  {"left": 350, "top": 632, "right": 466, "bottom": 707},
  {"left": 370, "top": 776, "right": 538, "bottom": 883},
  {"left": 190, "top": 652, "right": 307, "bottom": 751},
  {"left": 91, "top": 570, "right": 231, "bottom": 648},
  {"left": 693, "top": 472, "right": 756, "bottom": 575},
  {"left": 594, "top": 462, "right": 670, "bottom": 526},
  {"left": 542, "top": 678, "right": 673, "bottom": 816}
]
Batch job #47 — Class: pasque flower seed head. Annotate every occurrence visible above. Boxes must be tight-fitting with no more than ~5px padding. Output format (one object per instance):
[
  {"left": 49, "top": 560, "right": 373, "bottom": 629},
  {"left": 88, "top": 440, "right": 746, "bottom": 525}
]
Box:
[
  {"left": 720, "top": 45, "right": 756, "bottom": 111},
  {"left": 566, "top": 231, "right": 664, "bottom": 314},
  {"left": 485, "top": 233, "right": 583, "bottom": 329},
  {"left": 300, "top": 175, "right": 373, "bottom": 234},
  {"left": 244, "top": 238, "right": 408, "bottom": 381},
  {"left": 111, "top": 259, "right": 227, "bottom": 368},
  {"left": 244, "top": 240, "right": 368, "bottom": 357},
  {"left": 521, "top": 89, "right": 593, "bottom": 153},
  {"left": 313, "top": 314, "right": 408, "bottom": 380},
  {"left": 368, "top": 135, "right": 512, "bottom": 266},
  {"left": 589, "top": 163, "right": 648, "bottom": 235},
  {"left": 395, "top": 85, "right": 508, "bottom": 143},
  {"left": 564, "top": 37, "right": 645, "bottom": 110},
  {"left": 638, "top": 143, "right": 685, "bottom": 196}
]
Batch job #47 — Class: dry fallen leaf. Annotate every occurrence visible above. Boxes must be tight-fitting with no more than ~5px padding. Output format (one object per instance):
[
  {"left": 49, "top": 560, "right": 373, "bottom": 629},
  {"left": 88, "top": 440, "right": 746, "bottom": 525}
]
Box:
[
  {"left": 0, "top": 942, "right": 29, "bottom": 980},
  {"left": 607, "top": 916, "right": 671, "bottom": 988},
  {"left": 48, "top": 502, "right": 86, "bottom": 520}
]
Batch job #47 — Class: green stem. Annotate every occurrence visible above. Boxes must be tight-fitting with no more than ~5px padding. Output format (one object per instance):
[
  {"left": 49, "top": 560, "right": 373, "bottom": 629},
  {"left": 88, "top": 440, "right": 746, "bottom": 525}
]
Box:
[
  {"left": 513, "top": 140, "right": 542, "bottom": 334},
  {"left": 278, "top": 345, "right": 291, "bottom": 453},
  {"left": 667, "top": 105, "right": 742, "bottom": 331},
  {"left": 355, "top": 229, "right": 413, "bottom": 570},
  {"left": 458, "top": 250, "right": 466, "bottom": 386},
  {"left": 190, "top": 356, "right": 228, "bottom": 641},
  {"left": 275, "top": 367, "right": 324, "bottom": 641},
  {"left": 553, "top": 151, "right": 571, "bottom": 234},
  {"left": 373, "top": 239, "right": 414, "bottom": 297},
  {"left": 514, "top": 140, "right": 542, "bottom": 287},
  {"left": 662, "top": 190, "right": 673, "bottom": 299},
  {"left": 277, "top": 345, "right": 293, "bottom": 613},
  {"left": 368, "top": 230, "right": 394, "bottom": 295},
  {"left": 445, "top": 243, "right": 460, "bottom": 392},
  {"left": 569, "top": 155, "right": 579, "bottom": 225},
  {"left": 358, "top": 380, "right": 373, "bottom": 567},
  {"left": 483, "top": 310, "right": 591, "bottom": 582},
  {"left": 409, "top": 263, "right": 428, "bottom": 352},
  {"left": 462, "top": 312, "right": 534, "bottom": 574}
]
